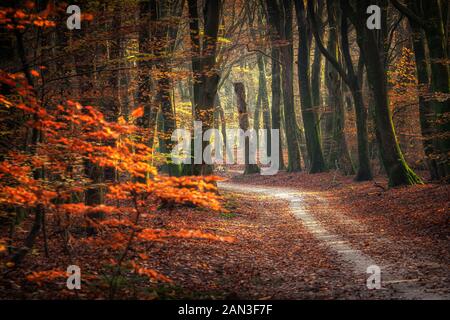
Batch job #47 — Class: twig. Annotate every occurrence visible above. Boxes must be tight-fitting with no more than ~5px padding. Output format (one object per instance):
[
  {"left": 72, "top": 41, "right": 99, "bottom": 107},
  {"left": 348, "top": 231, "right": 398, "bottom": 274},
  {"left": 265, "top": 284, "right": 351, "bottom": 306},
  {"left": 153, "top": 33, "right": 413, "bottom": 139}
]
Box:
[
  {"left": 245, "top": 43, "right": 284, "bottom": 66},
  {"left": 373, "top": 181, "right": 387, "bottom": 191}
]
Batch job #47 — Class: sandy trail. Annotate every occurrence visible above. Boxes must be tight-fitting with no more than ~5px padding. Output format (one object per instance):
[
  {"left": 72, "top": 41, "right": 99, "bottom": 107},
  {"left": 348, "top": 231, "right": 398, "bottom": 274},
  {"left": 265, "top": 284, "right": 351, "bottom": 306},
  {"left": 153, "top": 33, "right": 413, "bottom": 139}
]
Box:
[{"left": 219, "top": 181, "right": 449, "bottom": 300}]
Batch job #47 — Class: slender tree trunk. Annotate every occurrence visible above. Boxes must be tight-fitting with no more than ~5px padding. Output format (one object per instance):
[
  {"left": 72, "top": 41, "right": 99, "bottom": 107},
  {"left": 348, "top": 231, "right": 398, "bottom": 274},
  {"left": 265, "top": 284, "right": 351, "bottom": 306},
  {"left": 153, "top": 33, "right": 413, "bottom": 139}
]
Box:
[
  {"left": 294, "top": 0, "right": 326, "bottom": 173},
  {"left": 422, "top": 1, "right": 450, "bottom": 179},
  {"left": 325, "top": 58, "right": 354, "bottom": 175},
  {"left": 234, "top": 83, "right": 260, "bottom": 174},
  {"left": 340, "top": 15, "right": 372, "bottom": 180},
  {"left": 410, "top": 22, "right": 439, "bottom": 180},
  {"left": 246, "top": 2, "right": 271, "bottom": 156},
  {"left": 155, "top": 0, "right": 183, "bottom": 176},
  {"left": 323, "top": 0, "right": 354, "bottom": 174},
  {"left": 270, "top": 48, "right": 285, "bottom": 169},
  {"left": 195, "top": 0, "right": 222, "bottom": 175},
  {"left": 265, "top": 0, "right": 302, "bottom": 172},
  {"left": 311, "top": 0, "right": 325, "bottom": 124},
  {"left": 217, "top": 101, "right": 227, "bottom": 162},
  {"left": 257, "top": 54, "right": 272, "bottom": 156},
  {"left": 254, "top": 80, "right": 262, "bottom": 132},
  {"left": 103, "top": 3, "right": 123, "bottom": 183},
  {"left": 282, "top": 1, "right": 302, "bottom": 172},
  {"left": 137, "top": 0, "right": 158, "bottom": 149}
]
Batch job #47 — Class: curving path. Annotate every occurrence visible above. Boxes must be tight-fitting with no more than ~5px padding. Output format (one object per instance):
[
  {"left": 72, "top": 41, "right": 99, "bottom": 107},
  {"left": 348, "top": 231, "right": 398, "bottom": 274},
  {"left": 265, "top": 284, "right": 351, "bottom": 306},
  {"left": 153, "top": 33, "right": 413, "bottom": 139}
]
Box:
[{"left": 219, "top": 181, "right": 449, "bottom": 300}]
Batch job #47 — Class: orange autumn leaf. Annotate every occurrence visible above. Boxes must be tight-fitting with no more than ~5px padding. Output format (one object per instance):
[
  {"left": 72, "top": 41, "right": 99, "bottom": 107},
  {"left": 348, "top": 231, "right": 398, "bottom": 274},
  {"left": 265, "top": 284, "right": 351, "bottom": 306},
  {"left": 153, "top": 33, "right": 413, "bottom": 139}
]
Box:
[
  {"left": 131, "top": 106, "right": 144, "bottom": 118},
  {"left": 137, "top": 268, "right": 172, "bottom": 283},
  {"left": 138, "top": 253, "right": 149, "bottom": 260},
  {"left": 26, "top": 270, "right": 66, "bottom": 286},
  {"left": 14, "top": 10, "right": 27, "bottom": 19},
  {"left": 30, "top": 69, "right": 40, "bottom": 77},
  {"left": 130, "top": 261, "right": 172, "bottom": 283},
  {"left": 138, "top": 228, "right": 234, "bottom": 243},
  {"left": 81, "top": 13, "right": 94, "bottom": 21},
  {"left": 24, "top": 1, "right": 35, "bottom": 10},
  {"left": 0, "top": 239, "right": 6, "bottom": 252}
]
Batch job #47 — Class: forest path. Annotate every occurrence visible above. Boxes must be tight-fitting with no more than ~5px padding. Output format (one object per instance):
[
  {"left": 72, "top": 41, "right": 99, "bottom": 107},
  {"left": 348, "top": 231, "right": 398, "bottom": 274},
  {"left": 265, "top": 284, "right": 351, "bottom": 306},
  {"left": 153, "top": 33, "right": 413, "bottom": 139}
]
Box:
[{"left": 219, "top": 181, "right": 449, "bottom": 300}]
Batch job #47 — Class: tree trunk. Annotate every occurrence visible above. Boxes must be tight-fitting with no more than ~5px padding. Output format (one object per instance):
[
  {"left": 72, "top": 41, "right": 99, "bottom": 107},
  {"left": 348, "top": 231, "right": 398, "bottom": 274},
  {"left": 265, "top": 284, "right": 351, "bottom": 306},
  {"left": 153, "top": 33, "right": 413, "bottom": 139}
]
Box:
[
  {"left": 218, "top": 102, "right": 227, "bottom": 163},
  {"left": 155, "top": 0, "right": 183, "bottom": 176},
  {"left": 294, "top": 0, "right": 326, "bottom": 173},
  {"left": 392, "top": 0, "right": 450, "bottom": 180},
  {"left": 422, "top": 1, "right": 450, "bottom": 179},
  {"left": 234, "top": 83, "right": 260, "bottom": 174},
  {"left": 323, "top": 0, "right": 354, "bottom": 175},
  {"left": 340, "top": 14, "right": 372, "bottom": 181},
  {"left": 308, "top": 0, "right": 371, "bottom": 180},
  {"left": 104, "top": 3, "right": 122, "bottom": 182},
  {"left": 345, "top": 0, "right": 422, "bottom": 187},
  {"left": 254, "top": 79, "right": 262, "bottom": 132},
  {"left": 187, "top": 0, "right": 222, "bottom": 176},
  {"left": 311, "top": 0, "right": 325, "bottom": 124},
  {"left": 266, "top": 0, "right": 302, "bottom": 172},
  {"left": 257, "top": 54, "right": 272, "bottom": 156},
  {"left": 409, "top": 21, "right": 439, "bottom": 180},
  {"left": 270, "top": 48, "right": 285, "bottom": 169},
  {"left": 137, "top": 0, "right": 158, "bottom": 149}
]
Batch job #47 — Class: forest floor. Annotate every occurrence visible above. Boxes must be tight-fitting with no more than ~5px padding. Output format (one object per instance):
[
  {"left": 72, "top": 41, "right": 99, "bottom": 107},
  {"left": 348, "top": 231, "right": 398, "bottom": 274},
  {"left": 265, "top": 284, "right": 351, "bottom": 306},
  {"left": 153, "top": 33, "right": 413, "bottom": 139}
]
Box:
[
  {"left": 146, "top": 169, "right": 449, "bottom": 299},
  {"left": 1, "top": 170, "right": 449, "bottom": 299},
  {"left": 217, "top": 170, "right": 449, "bottom": 299}
]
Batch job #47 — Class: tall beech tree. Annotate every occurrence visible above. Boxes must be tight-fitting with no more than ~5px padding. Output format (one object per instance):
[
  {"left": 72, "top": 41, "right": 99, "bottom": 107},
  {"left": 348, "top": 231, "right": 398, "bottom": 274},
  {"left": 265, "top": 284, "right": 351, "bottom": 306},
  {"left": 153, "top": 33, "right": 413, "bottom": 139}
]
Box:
[
  {"left": 322, "top": 0, "right": 354, "bottom": 175},
  {"left": 137, "top": 0, "right": 157, "bottom": 147},
  {"left": 234, "top": 82, "right": 261, "bottom": 174},
  {"left": 270, "top": 47, "right": 285, "bottom": 169},
  {"left": 311, "top": 0, "right": 325, "bottom": 134},
  {"left": 294, "top": 0, "right": 327, "bottom": 173},
  {"left": 154, "top": 0, "right": 184, "bottom": 176},
  {"left": 408, "top": 13, "right": 439, "bottom": 179},
  {"left": 246, "top": 2, "right": 272, "bottom": 156},
  {"left": 266, "top": 0, "right": 302, "bottom": 172},
  {"left": 187, "top": 0, "right": 222, "bottom": 175},
  {"left": 262, "top": 3, "right": 285, "bottom": 170}
]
